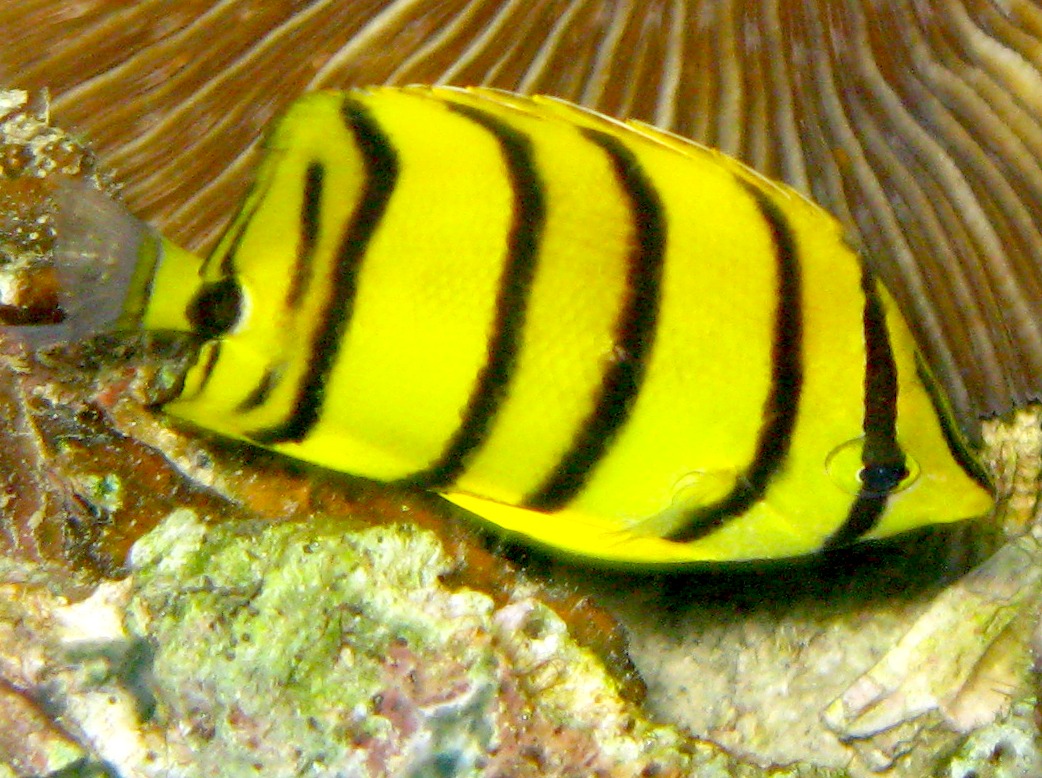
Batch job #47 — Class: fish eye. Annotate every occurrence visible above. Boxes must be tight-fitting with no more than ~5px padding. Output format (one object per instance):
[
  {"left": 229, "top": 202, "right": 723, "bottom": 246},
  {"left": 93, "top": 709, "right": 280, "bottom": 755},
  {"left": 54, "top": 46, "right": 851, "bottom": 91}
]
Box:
[
  {"left": 186, "top": 278, "right": 243, "bottom": 339},
  {"left": 825, "top": 437, "right": 919, "bottom": 496}
]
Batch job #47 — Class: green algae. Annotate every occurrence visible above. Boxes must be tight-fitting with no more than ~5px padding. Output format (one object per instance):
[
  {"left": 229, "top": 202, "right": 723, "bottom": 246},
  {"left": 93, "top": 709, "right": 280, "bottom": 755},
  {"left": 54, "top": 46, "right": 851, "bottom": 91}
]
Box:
[
  {"left": 123, "top": 511, "right": 697, "bottom": 776},
  {"left": 127, "top": 511, "right": 494, "bottom": 773}
]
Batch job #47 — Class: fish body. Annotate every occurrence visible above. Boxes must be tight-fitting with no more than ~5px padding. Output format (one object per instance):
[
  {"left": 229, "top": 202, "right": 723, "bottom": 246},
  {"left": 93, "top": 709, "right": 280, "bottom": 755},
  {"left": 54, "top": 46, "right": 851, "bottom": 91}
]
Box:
[{"left": 89, "top": 87, "right": 992, "bottom": 565}]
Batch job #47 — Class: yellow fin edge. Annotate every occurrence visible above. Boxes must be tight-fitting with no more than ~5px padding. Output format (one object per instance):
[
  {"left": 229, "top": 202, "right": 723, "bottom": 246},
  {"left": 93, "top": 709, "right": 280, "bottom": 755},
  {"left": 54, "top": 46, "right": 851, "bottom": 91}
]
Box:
[{"left": 440, "top": 492, "right": 742, "bottom": 567}]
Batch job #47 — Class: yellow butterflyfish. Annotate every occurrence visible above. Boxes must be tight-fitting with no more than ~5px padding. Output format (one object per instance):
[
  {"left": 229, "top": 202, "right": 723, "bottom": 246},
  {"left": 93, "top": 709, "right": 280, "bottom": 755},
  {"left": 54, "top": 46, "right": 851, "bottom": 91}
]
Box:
[{"left": 20, "top": 87, "right": 994, "bottom": 566}]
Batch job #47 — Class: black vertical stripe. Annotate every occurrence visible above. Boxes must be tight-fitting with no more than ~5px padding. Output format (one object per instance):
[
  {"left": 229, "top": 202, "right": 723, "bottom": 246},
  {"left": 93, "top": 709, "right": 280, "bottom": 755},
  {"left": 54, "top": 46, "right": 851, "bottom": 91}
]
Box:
[
  {"left": 233, "top": 165, "right": 322, "bottom": 414},
  {"left": 217, "top": 207, "right": 254, "bottom": 277},
  {"left": 216, "top": 174, "right": 276, "bottom": 277},
  {"left": 187, "top": 341, "right": 223, "bottom": 399},
  {"left": 236, "top": 365, "right": 282, "bottom": 413},
  {"left": 823, "top": 271, "right": 907, "bottom": 550},
  {"left": 857, "top": 274, "right": 904, "bottom": 466},
  {"left": 524, "top": 129, "right": 666, "bottom": 510},
  {"left": 249, "top": 98, "right": 399, "bottom": 444},
  {"left": 401, "top": 104, "right": 545, "bottom": 488},
  {"left": 286, "top": 162, "right": 325, "bottom": 309},
  {"left": 667, "top": 187, "right": 803, "bottom": 541}
]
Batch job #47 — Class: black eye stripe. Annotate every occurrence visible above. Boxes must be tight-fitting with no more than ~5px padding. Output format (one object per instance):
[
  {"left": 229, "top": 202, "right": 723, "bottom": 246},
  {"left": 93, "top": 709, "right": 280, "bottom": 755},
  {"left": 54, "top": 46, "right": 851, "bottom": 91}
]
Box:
[{"left": 187, "top": 278, "right": 243, "bottom": 340}]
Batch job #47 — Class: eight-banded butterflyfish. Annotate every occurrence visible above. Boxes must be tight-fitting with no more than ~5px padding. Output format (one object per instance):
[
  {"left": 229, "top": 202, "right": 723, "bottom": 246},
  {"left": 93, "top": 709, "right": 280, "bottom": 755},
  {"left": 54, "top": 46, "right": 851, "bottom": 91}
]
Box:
[{"left": 15, "top": 86, "right": 994, "bottom": 566}]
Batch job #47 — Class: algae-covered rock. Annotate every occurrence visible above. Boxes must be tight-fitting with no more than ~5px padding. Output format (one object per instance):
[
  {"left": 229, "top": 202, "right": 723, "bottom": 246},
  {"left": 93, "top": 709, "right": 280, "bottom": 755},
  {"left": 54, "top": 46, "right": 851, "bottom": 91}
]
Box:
[
  {"left": 123, "top": 510, "right": 697, "bottom": 777},
  {"left": 946, "top": 699, "right": 1042, "bottom": 778}
]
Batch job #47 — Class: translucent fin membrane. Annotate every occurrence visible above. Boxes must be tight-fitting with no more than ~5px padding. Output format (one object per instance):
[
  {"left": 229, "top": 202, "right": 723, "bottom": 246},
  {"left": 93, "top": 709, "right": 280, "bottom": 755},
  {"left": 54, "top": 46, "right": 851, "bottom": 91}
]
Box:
[{"left": 2, "top": 179, "right": 158, "bottom": 347}]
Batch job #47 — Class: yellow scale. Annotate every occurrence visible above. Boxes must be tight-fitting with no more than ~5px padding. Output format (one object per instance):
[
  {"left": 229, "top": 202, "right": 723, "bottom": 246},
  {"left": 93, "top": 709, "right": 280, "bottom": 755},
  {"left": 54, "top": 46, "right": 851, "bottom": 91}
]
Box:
[{"left": 84, "top": 86, "right": 993, "bottom": 566}]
